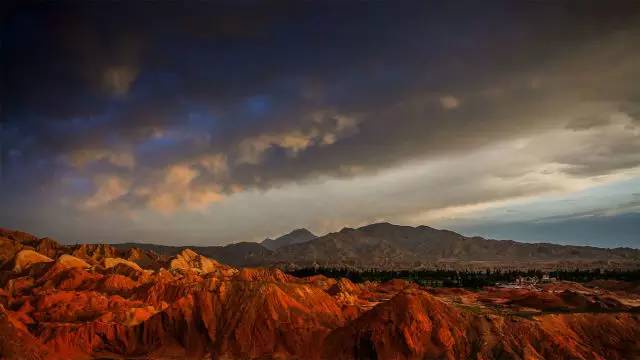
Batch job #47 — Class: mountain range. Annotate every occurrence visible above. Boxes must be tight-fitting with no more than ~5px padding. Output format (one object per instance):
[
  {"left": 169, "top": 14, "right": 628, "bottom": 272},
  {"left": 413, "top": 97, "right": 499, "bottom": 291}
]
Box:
[
  {"left": 102, "top": 223, "right": 640, "bottom": 269},
  {"left": 2, "top": 223, "right": 639, "bottom": 271}
]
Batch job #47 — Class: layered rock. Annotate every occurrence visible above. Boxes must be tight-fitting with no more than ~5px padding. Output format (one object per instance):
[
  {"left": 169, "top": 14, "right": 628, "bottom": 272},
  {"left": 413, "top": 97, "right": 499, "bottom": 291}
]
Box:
[
  {"left": 169, "top": 248, "right": 233, "bottom": 276},
  {"left": 0, "top": 305, "right": 62, "bottom": 360},
  {"left": 72, "top": 244, "right": 119, "bottom": 264},
  {"left": 323, "top": 289, "right": 640, "bottom": 360},
  {"left": 56, "top": 254, "right": 91, "bottom": 269},
  {"left": 125, "top": 247, "right": 163, "bottom": 270},
  {"left": 103, "top": 257, "right": 143, "bottom": 272},
  {"left": 33, "top": 237, "right": 66, "bottom": 259}
]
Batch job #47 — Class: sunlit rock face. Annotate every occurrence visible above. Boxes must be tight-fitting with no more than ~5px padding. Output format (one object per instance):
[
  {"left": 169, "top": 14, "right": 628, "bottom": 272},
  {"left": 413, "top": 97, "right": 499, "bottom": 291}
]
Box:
[
  {"left": 6, "top": 250, "right": 53, "bottom": 273},
  {"left": 169, "top": 248, "right": 219, "bottom": 274},
  {"left": 55, "top": 254, "right": 91, "bottom": 269},
  {"left": 1, "top": 228, "right": 640, "bottom": 359}
]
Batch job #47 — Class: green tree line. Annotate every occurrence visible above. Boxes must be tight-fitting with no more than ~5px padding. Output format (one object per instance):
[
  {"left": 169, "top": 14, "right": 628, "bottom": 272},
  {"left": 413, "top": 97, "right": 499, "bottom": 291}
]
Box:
[{"left": 287, "top": 267, "right": 640, "bottom": 288}]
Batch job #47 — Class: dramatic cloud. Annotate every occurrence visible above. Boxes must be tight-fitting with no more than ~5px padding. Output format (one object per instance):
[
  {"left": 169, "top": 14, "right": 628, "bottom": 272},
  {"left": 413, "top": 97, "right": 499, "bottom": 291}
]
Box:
[
  {"left": 135, "top": 164, "right": 226, "bottom": 214},
  {"left": 439, "top": 96, "right": 460, "bottom": 110},
  {"left": 68, "top": 148, "right": 136, "bottom": 170},
  {"left": 82, "top": 175, "right": 130, "bottom": 209},
  {"left": 2, "top": 1, "right": 640, "bottom": 246},
  {"left": 235, "top": 114, "right": 359, "bottom": 165}
]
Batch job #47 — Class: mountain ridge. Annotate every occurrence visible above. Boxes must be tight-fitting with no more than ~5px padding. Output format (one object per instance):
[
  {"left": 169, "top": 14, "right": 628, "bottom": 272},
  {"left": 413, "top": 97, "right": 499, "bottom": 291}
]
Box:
[
  {"left": 267, "top": 222, "right": 640, "bottom": 269},
  {"left": 4, "top": 223, "right": 639, "bottom": 270}
]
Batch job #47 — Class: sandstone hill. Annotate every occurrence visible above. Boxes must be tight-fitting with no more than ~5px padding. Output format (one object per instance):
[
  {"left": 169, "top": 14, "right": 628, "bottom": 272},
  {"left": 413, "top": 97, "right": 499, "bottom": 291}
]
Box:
[{"left": 111, "top": 240, "right": 273, "bottom": 267}]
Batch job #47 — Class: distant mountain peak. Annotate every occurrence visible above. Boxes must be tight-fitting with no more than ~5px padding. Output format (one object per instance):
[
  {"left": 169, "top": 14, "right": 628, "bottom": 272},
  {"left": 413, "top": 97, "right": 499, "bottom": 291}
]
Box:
[
  {"left": 361, "top": 221, "right": 395, "bottom": 228},
  {"left": 289, "top": 228, "right": 316, "bottom": 236},
  {"left": 261, "top": 228, "right": 317, "bottom": 250}
]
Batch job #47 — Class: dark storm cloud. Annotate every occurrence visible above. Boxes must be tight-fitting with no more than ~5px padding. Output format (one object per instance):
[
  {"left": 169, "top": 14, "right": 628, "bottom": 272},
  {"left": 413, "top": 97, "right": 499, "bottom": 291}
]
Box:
[{"left": 3, "top": 1, "right": 640, "bottom": 214}]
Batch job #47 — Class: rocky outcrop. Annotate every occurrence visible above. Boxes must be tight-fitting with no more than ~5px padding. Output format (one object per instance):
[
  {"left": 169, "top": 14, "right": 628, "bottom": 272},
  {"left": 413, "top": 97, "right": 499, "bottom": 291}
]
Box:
[
  {"left": 72, "top": 244, "right": 119, "bottom": 263},
  {"left": 103, "top": 257, "right": 143, "bottom": 272},
  {"left": 0, "top": 228, "right": 39, "bottom": 244},
  {"left": 0, "top": 305, "right": 62, "bottom": 360},
  {"left": 5, "top": 250, "right": 53, "bottom": 273},
  {"left": 33, "top": 238, "right": 66, "bottom": 259},
  {"left": 125, "top": 247, "right": 163, "bottom": 270},
  {"left": 169, "top": 249, "right": 222, "bottom": 274},
  {"left": 0, "top": 236, "right": 26, "bottom": 264},
  {"left": 56, "top": 254, "right": 91, "bottom": 269}
]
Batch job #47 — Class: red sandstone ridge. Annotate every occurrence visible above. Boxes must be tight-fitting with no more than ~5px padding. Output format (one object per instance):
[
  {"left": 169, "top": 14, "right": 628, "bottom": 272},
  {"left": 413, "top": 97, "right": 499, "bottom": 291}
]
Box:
[{"left": 1, "top": 227, "right": 640, "bottom": 359}]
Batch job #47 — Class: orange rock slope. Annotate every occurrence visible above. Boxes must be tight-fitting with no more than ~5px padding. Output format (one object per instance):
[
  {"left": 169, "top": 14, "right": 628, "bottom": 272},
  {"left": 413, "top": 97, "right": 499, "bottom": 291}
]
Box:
[{"left": 1, "top": 227, "right": 640, "bottom": 359}]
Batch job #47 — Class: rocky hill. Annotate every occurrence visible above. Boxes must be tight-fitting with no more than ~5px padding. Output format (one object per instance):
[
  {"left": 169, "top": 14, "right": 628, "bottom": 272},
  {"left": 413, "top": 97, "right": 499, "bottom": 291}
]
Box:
[
  {"left": 269, "top": 222, "right": 640, "bottom": 269},
  {"left": 1, "top": 227, "right": 640, "bottom": 359},
  {"left": 261, "top": 228, "right": 317, "bottom": 250}
]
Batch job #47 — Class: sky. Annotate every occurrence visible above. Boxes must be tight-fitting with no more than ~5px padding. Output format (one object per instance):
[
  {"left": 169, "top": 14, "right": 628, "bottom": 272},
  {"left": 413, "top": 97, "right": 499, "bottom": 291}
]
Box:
[{"left": 2, "top": 1, "right": 640, "bottom": 247}]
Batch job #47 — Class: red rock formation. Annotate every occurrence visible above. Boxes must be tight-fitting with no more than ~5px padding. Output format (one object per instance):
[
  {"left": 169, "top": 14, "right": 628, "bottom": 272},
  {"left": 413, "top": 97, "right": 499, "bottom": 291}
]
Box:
[
  {"left": 323, "top": 289, "right": 470, "bottom": 360},
  {"left": 33, "top": 238, "right": 67, "bottom": 259},
  {"left": 125, "top": 247, "right": 163, "bottom": 270},
  {"left": 0, "top": 305, "right": 62, "bottom": 360},
  {"left": 0, "top": 236, "right": 25, "bottom": 265},
  {"left": 1, "top": 228, "right": 640, "bottom": 359},
  {"left": 56, "top": 254, "right": 91, "bottom": 269},
  {"left": 324, "top": 288, "right": 640, "bottom": 360},
  {"left": 103, "top": 257, "right": 144, "bottom": 272},
  {"left": 35, "top": 263, "right": 102, "bottom": 291},
  {"left": 72, "top": 244, "right": 119, "bottom": 264},
  {"left": 0, "top": 228, "right": 39, "bottom": 244},
  {"left": 169, "top": 248, "right": 223, "bottom": 275},
  {"left": 4, "top": 249, "right": 53, "bottom": 273}
]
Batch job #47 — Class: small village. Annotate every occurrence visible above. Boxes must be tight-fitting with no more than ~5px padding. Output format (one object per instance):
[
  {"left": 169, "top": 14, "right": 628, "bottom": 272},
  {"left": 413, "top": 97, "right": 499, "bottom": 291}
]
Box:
[{"left": 496, "top": 273, "right": 557, "bottom": 289}]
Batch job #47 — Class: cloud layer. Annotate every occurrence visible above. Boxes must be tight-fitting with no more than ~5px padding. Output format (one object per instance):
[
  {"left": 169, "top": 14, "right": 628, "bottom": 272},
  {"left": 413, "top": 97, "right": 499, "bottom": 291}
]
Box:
[{"left": 2, "top": 1, "right": 640, "bottom": 246}]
